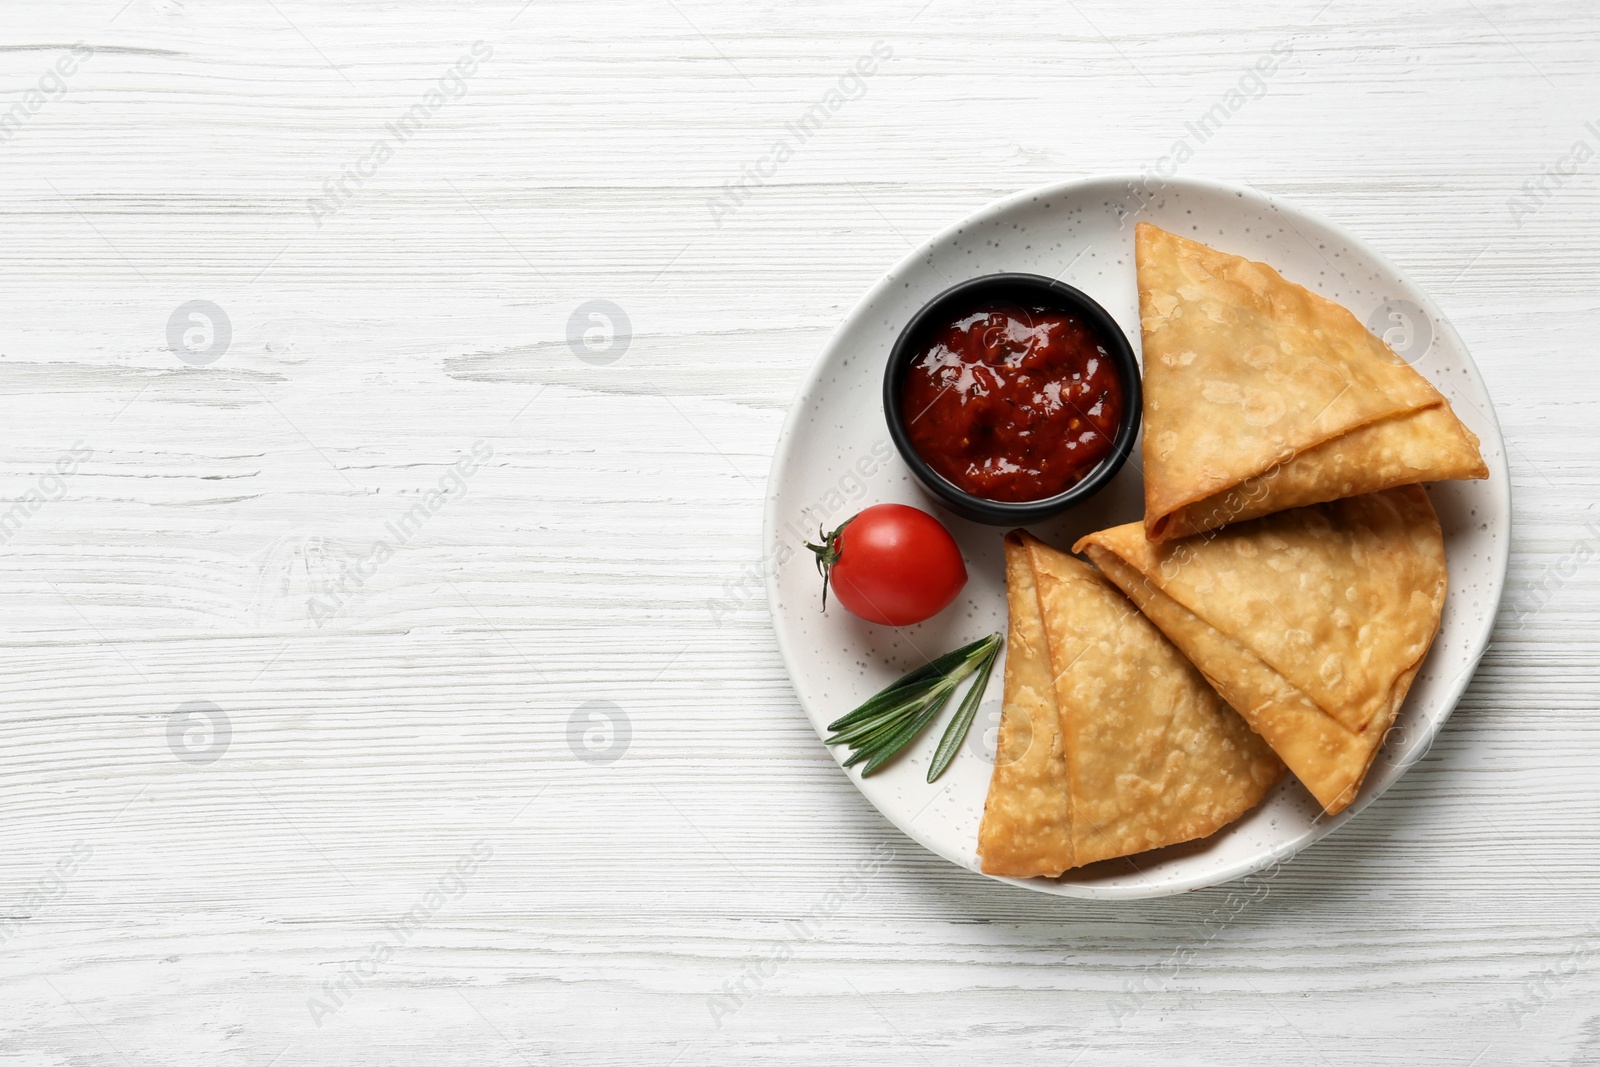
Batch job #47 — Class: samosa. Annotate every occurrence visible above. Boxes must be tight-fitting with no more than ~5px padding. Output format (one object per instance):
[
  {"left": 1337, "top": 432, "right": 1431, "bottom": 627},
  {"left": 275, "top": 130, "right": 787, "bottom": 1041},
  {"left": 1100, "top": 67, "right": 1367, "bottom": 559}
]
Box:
[
  {"left": 1076, "top": 486, "right": 1447, "bottom": 815},
  {"left": 1134, "top": 222, "right": 1486, "bottom": 542},
  {"left": 977, "top": 532, "right": 1283, "bottom": 876}
]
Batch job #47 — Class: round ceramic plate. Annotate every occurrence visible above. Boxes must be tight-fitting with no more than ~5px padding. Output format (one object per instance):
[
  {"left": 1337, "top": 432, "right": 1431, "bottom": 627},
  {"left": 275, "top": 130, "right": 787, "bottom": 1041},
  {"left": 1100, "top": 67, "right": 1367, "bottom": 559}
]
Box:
[{"left": 763, "top": 175, "right": 1510, "bottom": 899}]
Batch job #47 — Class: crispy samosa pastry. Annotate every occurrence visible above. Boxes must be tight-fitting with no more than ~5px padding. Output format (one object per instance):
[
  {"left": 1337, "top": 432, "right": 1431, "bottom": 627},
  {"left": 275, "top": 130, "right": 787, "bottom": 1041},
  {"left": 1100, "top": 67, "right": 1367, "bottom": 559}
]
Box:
[
  {"left": 977, "top": 532, "right": 1283, "bottom": 877},
  {"left": 1076, "top": 486, "right": 1447, "bottom": 815},
  {"left": 1134, "top": 222, "right": 1487, "bottom": 543},
  {"left": 975, "top": 533, "right": 1074, "bottom": 877}
]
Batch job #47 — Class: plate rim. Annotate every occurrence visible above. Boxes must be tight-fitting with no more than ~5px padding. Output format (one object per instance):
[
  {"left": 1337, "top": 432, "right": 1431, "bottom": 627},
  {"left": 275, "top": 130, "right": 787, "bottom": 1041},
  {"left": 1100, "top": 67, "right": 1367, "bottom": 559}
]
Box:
[{"left": 763, "top": 173, "right": 1512, "bottom": 899}]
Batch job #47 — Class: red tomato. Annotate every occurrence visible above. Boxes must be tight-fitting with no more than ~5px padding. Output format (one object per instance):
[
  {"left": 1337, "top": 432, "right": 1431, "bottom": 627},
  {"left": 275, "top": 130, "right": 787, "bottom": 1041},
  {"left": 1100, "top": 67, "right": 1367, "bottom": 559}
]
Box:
[{"left": 805, "top": 504, "right": 967, "bottom": 626}]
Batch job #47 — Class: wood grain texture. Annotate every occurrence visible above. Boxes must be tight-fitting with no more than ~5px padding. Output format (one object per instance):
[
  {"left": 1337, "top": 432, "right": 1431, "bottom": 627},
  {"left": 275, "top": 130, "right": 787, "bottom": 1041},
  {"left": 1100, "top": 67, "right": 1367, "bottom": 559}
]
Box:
[{"left": 0, "top": 0, "right": 1598, "bottom": 1062}]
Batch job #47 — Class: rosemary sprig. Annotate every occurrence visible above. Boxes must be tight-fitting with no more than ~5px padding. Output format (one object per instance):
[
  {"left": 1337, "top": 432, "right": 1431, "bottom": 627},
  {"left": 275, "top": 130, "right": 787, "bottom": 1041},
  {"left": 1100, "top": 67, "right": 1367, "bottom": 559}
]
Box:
[
  {"left": 825, "top": 632, "right": 1001, "bottom": 781},
  {"left": 826, "top": 637, "right": 992, "bottom": 733},
  {"left": 926, "top": 634, "right": 1000, "bottom": 783}
]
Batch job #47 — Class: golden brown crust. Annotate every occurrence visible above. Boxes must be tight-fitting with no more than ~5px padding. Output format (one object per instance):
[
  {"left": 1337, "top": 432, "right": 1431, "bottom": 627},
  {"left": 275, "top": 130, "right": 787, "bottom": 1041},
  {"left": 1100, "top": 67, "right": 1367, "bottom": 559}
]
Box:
[
  {"left": 977, "top": 533, "right": 1282, "bottom": 876},
  {"left": 1151, "top": 406, "right": 1487, "bottom": 542},
  {"left": 977, "top": 533, "right": 1074, "bottom": 877},
  {"left": 1025, "top": 538, "right": 1283, "bottom": 863},
  {"left": 1076, "top": 487, "right": 1447, "bottom": 814},
  {"left": 1134, "top": 222, "right": 1487, "bottom": 542}
]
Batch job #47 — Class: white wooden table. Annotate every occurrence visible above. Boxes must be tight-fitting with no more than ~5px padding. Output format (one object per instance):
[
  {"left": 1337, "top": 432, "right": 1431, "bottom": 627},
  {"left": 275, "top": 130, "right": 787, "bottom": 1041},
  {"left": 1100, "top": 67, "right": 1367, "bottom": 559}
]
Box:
[{"left": 2, "top": 1, "right": 1596, "bottom": 1062}]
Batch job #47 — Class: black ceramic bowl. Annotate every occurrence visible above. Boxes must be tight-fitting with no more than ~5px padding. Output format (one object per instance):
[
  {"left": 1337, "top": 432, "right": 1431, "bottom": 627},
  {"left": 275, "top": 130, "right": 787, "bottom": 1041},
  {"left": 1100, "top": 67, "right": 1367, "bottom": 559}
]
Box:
[{"left": 882, "top": 273, "right": 1142, "bottom": 526}]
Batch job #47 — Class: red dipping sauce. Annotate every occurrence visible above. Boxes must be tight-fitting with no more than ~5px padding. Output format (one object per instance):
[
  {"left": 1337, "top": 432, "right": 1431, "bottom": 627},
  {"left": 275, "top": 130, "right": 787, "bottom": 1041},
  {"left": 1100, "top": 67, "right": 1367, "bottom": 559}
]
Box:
[{"left": 899, "top": 302, "right": 1124, "bottom": 503}]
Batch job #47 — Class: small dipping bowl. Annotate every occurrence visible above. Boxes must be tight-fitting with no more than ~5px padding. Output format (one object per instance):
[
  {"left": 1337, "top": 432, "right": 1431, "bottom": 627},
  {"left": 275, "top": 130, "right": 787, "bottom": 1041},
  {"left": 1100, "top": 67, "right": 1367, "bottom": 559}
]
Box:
[{"left": 882, "top": 273, "right": 1142, "bottom": 525}]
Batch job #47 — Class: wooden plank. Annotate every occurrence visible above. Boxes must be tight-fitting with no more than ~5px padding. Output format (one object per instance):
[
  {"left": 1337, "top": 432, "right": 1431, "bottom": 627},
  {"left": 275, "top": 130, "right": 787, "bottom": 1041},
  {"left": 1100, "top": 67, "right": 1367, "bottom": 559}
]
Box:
[{"left": 0, "top": 0, "right": 1597, "bottom": 1061}]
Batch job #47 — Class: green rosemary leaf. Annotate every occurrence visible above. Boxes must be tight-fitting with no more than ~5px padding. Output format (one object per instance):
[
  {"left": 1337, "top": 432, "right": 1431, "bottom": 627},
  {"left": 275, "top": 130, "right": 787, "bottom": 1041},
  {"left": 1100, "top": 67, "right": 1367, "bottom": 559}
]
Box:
[
  {"left": 825, "top": 696, "right": 925, "bottom": 747},
  {"left": 852, "top": 631, "right": 995, "bottom": 714},
  {"left": 825, "top": 634, "right": 998, "bottom": 732},
  {"left": 842, "top": 678, "right": 958, "bottom": 765},
  {"left": 841, "top": 695, "right": 947, "bottom": 767},
  {"left": 859, "top": 687, "right": 955, "bottom": 777},
  {"left": 926, "top": 638, "right": 1001, "bottom": 783},
  {"left": 825, "top": 677, "right": 943, "bottom": 736},
  {"left": 821, "top": 632, "right": 1002, "bottom": 780}
]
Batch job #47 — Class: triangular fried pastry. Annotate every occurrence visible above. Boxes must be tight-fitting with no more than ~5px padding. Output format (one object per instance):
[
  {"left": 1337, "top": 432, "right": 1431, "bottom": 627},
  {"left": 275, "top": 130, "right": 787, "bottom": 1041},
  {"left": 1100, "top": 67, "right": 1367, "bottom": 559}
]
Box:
[
  {"left": 1075, "top": 486, "right": 1447, "bottom": 814},
  {"left": 976, "top": 533, "right": 1074, "bottom": 876},
  {"left": 977, "top": 532, "right": 1283, "bottom": 877},
  {"left": 1135, "top": 222, "right": 1487, "bottom": 542}
]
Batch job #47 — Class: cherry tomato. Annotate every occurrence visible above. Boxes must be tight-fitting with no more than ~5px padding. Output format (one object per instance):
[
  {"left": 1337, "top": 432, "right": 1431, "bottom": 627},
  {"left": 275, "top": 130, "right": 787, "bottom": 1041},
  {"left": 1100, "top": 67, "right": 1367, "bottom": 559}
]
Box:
[{"left": 805, "top": 504, "right": 967, "bottom": 626}]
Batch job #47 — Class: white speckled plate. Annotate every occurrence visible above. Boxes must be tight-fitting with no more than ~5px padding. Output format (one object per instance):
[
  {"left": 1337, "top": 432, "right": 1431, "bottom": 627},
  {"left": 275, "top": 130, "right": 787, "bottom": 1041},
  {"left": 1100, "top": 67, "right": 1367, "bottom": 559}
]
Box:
[{"left": 763, "top": 175, "right": 1510, "bottom": 899}]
